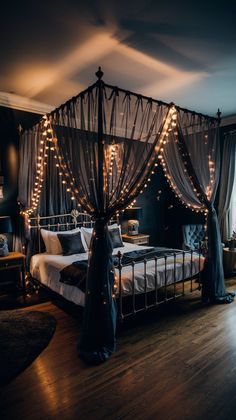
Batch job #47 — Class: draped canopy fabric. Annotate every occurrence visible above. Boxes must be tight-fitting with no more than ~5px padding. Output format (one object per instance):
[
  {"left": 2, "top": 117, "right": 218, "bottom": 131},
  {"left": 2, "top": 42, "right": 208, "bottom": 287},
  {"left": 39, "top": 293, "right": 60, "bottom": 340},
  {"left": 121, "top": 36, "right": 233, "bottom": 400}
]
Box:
[
  {"left": 18, "top": 125, "right": 41, "bottom": 212},
  {"left": 162, "top": 112, "right": 220, "bottom": 210},
  {"left": 52, "top": 84, "right": 171, "bottom": 219},
  {"left": 162, "top": 112, "right": 233, "bottom": 302},
  {"left": 17, "top": 120, "right": 77, "bottom": 260},
  {"left": 18, "top": 71, "right": 233, "bottom": 364},
  {"left": 51, "top": 81, "right": 173, "bottom": 363}
]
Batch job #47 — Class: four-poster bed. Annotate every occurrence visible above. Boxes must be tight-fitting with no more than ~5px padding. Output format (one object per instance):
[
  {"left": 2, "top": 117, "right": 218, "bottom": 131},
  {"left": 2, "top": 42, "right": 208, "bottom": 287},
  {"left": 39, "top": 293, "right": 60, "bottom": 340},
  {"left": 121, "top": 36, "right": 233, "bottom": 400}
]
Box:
[
  {"left": 17, "top": 67, "right": 234, "bottom": 364},
  {"left": 28, "top": 211, "right": 204, "bottom": 319}
]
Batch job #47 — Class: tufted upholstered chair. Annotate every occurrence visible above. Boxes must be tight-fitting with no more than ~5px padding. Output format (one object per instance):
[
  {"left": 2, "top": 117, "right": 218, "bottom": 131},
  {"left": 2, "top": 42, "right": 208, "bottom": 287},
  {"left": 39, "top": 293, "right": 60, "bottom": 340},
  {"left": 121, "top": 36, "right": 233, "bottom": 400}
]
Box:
[{"left": 182, "top": 224, "right": 205, "bottom": 251}]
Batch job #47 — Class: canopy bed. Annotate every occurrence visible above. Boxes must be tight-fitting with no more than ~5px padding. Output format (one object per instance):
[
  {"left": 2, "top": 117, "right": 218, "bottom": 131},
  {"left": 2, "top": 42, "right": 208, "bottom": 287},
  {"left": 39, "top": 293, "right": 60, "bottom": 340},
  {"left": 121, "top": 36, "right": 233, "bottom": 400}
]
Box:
[
  {"left": 29, "top": 211, "right": 204, "bottom": 317},
  {"left": 17, "top": 67, "right": 233, "bottom": 364}
]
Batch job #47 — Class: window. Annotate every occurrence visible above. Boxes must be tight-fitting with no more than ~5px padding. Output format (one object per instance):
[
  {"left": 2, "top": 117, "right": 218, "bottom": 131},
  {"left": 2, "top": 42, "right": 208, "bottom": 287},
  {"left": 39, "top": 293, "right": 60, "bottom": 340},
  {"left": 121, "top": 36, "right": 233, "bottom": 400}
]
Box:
[{"left": 231, "top": 158, "right": 236, "bottom": 234}]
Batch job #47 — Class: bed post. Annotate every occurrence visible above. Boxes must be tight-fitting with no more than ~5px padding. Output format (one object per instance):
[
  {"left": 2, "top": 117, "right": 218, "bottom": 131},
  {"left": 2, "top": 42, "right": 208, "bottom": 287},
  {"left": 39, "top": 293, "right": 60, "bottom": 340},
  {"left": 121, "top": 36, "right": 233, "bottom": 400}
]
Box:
[
  {"left": 79, "top": 67, "right": 117, "bottom": 363},
  {"left": 96, "top": 66, "right": 105, "bottom": 212}
]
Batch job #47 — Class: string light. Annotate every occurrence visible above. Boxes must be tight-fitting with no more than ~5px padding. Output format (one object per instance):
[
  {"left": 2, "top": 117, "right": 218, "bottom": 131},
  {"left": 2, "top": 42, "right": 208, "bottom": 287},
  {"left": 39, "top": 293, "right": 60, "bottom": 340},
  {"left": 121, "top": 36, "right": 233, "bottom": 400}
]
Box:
[
  {"left": 21, "top": 116, "right": 49, "bottom": 219},
  {"left": 158, "top": 107, "right": 208, "bottom": 214},
  {"left": 123, "top": 106, "right": 176, "bottom": 211},
  {"left": 46, "top": 119, "right": 94, "bottom": 213},
  {"left": 20, "top": 102, "right": 215, "bottom": 237}
]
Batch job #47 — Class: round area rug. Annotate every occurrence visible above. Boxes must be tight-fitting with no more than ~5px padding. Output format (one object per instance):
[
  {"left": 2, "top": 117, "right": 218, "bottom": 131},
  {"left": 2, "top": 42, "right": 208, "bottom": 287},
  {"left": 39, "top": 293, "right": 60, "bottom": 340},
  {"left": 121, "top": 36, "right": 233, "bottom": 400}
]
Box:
[{"left": 0, "top": 310, "right": 56, "bottom": 386}]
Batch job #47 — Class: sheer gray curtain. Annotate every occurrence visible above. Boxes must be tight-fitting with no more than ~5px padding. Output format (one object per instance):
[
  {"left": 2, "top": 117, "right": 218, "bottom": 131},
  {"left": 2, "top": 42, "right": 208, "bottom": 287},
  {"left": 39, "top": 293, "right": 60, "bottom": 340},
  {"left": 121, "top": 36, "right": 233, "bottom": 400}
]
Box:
[
  {"left": 17, "top": 120, "right": 75, "bottom": 259},
  {"left": 16, "top": 125, "right": 43, "bottom": 252},
  {"left": 52, "top": 86, "right": 171, "bottom": 218},
  {"left": 161, "top": 112, "right": 219, "bottom": 209},
  {"left": 218, "top": 132, "right": 236, "bottom": 241},
  {"left": 51, "top": 78, "right": 171, "bottom": 363},
  {"left": 18, "top": 128, "right": 40, "bottom": 211},
  {"left": 162, "top": 111, "right": 234, "bottom": 303}
]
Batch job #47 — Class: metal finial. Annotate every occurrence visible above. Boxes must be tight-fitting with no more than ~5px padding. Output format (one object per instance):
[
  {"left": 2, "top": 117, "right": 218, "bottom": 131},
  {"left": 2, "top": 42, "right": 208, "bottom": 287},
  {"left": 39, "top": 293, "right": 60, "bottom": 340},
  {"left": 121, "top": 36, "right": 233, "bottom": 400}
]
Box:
[{"left": 96, "top": 66, "right": 104, "bottom": 80}]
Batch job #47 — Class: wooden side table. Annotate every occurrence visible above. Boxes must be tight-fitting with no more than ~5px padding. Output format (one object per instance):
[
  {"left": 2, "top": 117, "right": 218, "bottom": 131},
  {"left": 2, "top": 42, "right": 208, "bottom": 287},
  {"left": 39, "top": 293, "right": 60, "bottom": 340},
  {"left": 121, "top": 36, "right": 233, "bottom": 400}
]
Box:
[
  {"left": 122, "top": 233, "right": 150, "bottom": 246},
  {"left": 223, "top": 248, "right": 236, "bottom": 275},
  {"left": 0, "top": 252, "right": 26, "bottom": 297}
]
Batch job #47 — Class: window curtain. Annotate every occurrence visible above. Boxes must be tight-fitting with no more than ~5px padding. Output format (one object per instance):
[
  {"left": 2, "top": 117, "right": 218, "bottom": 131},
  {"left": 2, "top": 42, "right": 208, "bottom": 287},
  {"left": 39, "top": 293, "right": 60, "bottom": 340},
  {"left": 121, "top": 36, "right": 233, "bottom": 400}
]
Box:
[
  {"left": 218, "top": 131, "right": 236, "bottom": 241},
  {"left": 51, "top": 79, "right": 171, "bottom": 363},
  {"left": 162, "top": 111, "right": 234, "bottom": 303}
]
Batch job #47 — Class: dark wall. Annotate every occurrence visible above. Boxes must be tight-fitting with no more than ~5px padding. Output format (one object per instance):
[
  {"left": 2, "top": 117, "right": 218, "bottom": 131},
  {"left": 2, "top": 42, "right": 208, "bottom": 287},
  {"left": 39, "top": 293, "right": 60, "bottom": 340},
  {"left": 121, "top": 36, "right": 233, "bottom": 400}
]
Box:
[
  {"left": 135, "top": 166, "right": 204, "bottom": 249},
  {"left": 0, "top": 106, "right": 41, "bottom": 249},
  {"left": 135, "top": 170, "right": 167, "bottom": 246}
]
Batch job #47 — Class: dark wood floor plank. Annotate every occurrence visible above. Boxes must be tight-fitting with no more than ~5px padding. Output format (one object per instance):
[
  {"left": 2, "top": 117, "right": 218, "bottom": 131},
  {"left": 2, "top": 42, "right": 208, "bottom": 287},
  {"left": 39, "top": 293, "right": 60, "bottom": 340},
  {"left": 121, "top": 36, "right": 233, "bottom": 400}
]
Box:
[{"left": 1, "top": 278, "right": 236, "bottom": 420}]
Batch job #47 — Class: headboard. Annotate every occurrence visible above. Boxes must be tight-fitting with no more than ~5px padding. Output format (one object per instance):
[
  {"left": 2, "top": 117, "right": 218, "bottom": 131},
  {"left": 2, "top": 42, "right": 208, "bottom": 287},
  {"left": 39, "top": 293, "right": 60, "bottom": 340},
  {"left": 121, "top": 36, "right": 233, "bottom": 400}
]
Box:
[{"left": 28, "top": 210, "right": 117, "bottom": 255}]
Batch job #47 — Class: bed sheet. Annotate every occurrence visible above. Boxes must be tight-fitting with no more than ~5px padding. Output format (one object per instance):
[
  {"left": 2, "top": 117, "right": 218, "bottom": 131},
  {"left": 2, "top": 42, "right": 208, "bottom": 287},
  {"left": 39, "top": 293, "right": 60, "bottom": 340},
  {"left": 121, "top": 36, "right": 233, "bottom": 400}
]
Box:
[{"left": 30, "top": 242, "right": 204, "bottom": 307}]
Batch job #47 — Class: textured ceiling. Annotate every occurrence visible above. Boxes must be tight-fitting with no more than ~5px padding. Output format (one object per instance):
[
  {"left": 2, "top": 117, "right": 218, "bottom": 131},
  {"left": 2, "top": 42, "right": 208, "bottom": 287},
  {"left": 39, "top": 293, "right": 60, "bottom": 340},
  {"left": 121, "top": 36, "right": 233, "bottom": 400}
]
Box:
[{"left": 1, "top": 0, "right": 236, "bottom": 117}]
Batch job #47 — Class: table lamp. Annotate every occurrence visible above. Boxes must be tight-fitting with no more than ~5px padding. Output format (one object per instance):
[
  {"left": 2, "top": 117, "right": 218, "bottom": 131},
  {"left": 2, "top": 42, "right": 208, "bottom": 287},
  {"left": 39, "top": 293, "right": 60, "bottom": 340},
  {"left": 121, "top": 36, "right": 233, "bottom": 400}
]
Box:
[
  {"left": 0, "top": 216, "right": 12, "bottom": 257},
  {"left": 123, "top": 207, "right": 142, "bottom": 236}
]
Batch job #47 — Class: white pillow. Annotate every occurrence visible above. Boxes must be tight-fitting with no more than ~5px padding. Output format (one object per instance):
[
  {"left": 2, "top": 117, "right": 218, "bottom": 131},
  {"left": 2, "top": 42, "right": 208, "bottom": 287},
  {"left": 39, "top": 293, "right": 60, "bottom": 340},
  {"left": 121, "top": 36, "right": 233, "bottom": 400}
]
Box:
[
  {"left": 41, "top": 227, "right": 88, "bottom": 254},
  {"left": 81, "top": 224, "right": 119, "bottom": 248},
  {"left": 80, "top": 227, "right": 93, "bottom": 248}
]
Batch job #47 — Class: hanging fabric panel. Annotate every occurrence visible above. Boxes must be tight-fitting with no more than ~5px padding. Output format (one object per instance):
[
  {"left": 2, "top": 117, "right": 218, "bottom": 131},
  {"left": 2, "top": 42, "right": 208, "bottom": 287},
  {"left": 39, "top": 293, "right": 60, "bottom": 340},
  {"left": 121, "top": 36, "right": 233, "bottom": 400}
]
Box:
[
  {"left": 162, "top": 112, "right": 219, "bottom": 210},
  {"left": 52, "top": 86, "right": 171, "bottom": 217},
  {"left": 18, "top": 125, "right": 42, "bottom": 212},
  {"left": 17, "top": 119, "right": 75, "bottom": 260},
  {"left": 162, "top": 111, "right": 234, "bottom": 303},
  {"left": 51, "top": 78, "right": 171, "bottom": 363}
]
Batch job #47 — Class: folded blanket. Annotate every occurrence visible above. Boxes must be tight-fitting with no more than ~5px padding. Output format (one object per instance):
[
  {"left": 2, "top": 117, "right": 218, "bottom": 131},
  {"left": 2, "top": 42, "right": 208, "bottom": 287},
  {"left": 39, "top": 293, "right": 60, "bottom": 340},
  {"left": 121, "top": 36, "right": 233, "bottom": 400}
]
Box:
[
  {"left": 59, "top": 247, "right": 182, "bottom": 291},
  {"left": 114, "top": 247, "right": 181, "bottom": 266}
]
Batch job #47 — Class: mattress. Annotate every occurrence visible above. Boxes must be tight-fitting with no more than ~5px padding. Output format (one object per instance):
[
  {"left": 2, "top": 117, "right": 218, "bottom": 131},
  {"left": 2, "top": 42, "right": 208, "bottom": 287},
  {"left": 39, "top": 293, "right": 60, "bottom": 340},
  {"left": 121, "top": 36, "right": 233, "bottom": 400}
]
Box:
[{"left": 30, "top": 242, "right": 204, "bottom": 307}]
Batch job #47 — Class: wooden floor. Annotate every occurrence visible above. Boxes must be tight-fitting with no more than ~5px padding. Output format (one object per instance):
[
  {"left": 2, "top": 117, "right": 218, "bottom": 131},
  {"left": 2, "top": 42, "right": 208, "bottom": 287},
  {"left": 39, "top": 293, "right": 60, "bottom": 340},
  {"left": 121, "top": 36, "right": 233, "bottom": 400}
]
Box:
[{"left": 1, "top": 278, "right": 236, "bottom": 420}]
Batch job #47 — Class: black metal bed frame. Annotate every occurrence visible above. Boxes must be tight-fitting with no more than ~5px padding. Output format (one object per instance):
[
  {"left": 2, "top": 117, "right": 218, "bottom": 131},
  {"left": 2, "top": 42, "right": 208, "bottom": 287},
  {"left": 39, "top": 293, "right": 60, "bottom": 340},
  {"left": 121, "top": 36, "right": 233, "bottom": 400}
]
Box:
[{"left": 28, "top": 211, "right": 203, "bottom": 320}]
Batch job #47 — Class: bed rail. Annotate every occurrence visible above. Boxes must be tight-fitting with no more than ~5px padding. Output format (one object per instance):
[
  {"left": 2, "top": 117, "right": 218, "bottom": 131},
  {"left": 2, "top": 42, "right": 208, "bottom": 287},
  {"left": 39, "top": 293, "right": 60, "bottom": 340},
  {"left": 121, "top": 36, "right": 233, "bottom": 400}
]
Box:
[
  {"left": 28, "top": 213, "right": 204, "bottom": 320},
  {"left": 115, "top": 248, "right": 203, "bottom": 320}
]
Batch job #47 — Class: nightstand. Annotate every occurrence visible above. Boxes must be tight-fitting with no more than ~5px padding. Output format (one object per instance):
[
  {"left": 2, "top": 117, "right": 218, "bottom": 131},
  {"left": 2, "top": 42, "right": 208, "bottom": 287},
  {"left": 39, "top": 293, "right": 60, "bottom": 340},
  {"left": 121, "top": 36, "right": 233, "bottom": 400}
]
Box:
[
  {"left": 0, "top": 252, "right": 26, "bottom": 297},
  {"left": 223, "top": 248, "right": 236, "bottom": 276},
  {"left": 122, "top": 233, "right": 150, "bottom": 246}
]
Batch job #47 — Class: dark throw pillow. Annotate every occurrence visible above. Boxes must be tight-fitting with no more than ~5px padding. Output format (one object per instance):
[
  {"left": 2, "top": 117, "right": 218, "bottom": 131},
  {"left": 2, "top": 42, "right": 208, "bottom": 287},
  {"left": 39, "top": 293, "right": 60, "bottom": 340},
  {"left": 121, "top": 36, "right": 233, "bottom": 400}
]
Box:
[
  {"left": 109, "top": 227, "right": 124, "bottom": 248},
  {"left": 57, "top": 231, "right": 86, "bottom": 256}
]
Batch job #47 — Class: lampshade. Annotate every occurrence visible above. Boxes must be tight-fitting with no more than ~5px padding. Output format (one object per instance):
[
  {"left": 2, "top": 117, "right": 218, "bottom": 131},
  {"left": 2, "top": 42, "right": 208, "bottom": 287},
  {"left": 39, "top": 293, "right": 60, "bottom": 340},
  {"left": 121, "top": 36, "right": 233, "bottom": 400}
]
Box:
[
  {"left": 123, "top": 207, "right": 142, "bottom": 220},
  {"left": 0, "top": 216, "right": 12, "bottom": 233}
]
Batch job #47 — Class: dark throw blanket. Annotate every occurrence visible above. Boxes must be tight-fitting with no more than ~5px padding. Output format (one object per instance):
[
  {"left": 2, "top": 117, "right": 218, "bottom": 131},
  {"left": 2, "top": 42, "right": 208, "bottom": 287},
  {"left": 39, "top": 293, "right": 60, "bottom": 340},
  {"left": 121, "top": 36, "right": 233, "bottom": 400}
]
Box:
[{"left": 59, "top": 247, "right": 181, "bottom": 292}]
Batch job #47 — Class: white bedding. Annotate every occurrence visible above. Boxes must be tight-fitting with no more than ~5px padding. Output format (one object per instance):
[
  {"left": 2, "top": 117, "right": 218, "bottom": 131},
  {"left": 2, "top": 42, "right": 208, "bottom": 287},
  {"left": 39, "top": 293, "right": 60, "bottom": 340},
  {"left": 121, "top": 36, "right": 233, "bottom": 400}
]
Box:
[{"left": 30, "top": 242, "right": 204, "bottom": 307}]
